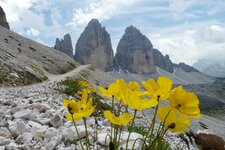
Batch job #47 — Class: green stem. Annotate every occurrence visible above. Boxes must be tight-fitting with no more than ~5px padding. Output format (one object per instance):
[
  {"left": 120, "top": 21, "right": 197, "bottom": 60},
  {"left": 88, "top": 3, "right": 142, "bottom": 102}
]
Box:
[
  {"left": 132, "top": 138, "right": 146, "bottom": 150},
  {"left": 116, "top": 100, "right": 123, "bottom": 116},
  {"left": 112, "top": 96, "right": 115, "bottom": 113},
  {"left": 117, "top": 126, "right": 123, "bottom": 148},
  {"left": 148, "top": 109, "right": 171, "bottom": 149},
  {"left": 83, "top": 118, "right": 90, "bottom": 150},
  {"left": 126, "top": 110, "right": 137, "bottom": 150},
  {"left": 149, "top": 127, "right": 168, "bottom": 149},
  {"left": 72, "top": 115, "right": 84, "bottom": 150},
  {"left": 143, "top": 104, "right": 159, "bottom": 148},
  {"left": 110, "top": 96, "right": 115, "bottom": 139},
  {"left": 104, "top": 134, "right": 112, "bottom": 150},
  {"left": 114, "top": 125, "right": 119, "bottom": 148}
]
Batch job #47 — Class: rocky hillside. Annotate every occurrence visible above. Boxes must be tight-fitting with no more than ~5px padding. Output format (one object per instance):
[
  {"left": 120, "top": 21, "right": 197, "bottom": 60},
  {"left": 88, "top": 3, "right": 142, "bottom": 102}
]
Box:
[
  {"left": 153, "top": 49, "right": 174, "bottom": 73},
  {"left": 0, "top": 6, "right": 9, "bottom": 29},
  {"left": 115, "top": 26, "right": 155, "bottom": 74},
  {"left": 193, "top": 58, "right": 225, "bottom": 77},
  {"left": 74, "top": 19, "right": 114, "bottom": 72},
  {"left": 0, "top": 26, "right": 79, "bottom": 86},
  {"left": 54, "top": 34, "right": 73, "bottom": 57}
]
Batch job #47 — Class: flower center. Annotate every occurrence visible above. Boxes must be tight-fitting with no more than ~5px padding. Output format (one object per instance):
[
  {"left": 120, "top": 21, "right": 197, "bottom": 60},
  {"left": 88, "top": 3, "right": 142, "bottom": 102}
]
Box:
[
  {"left": 68, "top": 104, "right": 73, "bottom": 114},
  {"left": 168, "top": 123, "right": 176, "bottom": 129},
  {"left": 175, "top": 103, "right": 182, "bottom": 109}
]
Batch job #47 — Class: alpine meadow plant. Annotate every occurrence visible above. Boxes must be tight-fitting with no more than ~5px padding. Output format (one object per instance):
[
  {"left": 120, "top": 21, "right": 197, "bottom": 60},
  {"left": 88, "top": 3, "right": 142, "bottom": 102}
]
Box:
[{"left": 63, "top": 76, "right": 201, "bottom": 150}]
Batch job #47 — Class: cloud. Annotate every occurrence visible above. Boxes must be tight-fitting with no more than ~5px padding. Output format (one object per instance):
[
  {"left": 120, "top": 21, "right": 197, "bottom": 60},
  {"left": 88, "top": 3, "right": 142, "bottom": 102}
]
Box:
[
  {"left": 67, "top": 0, "right": 139, "bottom": 28},
  {"left": 26, "top": 28, "right": 40, "bottom": 36},
  {"left": 150, "top": 23, "right": 225, "bottom": 65},
  {"left": 0, "top": 0, "right": 67, "bottom": 45}
]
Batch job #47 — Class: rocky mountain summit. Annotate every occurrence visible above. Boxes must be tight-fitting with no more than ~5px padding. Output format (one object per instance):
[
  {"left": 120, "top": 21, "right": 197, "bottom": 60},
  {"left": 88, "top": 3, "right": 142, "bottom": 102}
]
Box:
[
  {"left": 174, "top": 62, "right": 199, "bottom": 72},
  {"left": 193, "top": 58, "right": 225, "bottom": 77},
  {"left": 115, "top": 26, "right": 155, "bottom": 74},
  {"left": 74, "top": 19, "right": 114, "bottom": 72},
  {"left": 54, "top": 34, "right": 73, "bottom": 57},
  {"left": 0, "top": 6, "right": 9, "bottom": 29}
]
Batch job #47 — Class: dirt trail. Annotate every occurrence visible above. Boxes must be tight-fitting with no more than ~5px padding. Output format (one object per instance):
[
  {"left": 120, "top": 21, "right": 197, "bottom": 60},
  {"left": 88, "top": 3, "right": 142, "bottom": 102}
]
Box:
[{"left": 47, "top": 65, "right": 90, "bottom": 83}]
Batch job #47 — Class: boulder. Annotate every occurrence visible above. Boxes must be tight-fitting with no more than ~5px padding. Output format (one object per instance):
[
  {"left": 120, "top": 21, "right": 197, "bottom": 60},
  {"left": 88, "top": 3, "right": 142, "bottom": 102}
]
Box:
[
  {"left": 74, "top": 19, "right": 114, "bottom": 72},
  {"left": 115, "top": 26, "right": 155, "bottom": 74}
]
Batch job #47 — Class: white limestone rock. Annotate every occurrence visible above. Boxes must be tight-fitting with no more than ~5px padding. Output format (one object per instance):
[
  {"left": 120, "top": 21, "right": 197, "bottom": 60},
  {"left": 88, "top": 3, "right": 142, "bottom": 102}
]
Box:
[
  {"left": 97, "top": 133, "right": 111, "bottom": 145},
  {"left": 60, "top": 125, "right": 89, "bottom": 141},
  {"left": 5, "top": 141, "right": 18, "bottom": 150},
  {"left": 28, "top": 121, "right": 43, "bottom": 129},
  {"left": 8, "top": 120, "right": 31, "bottom": 135},
  {"left": 50, "top": 114, "right": 63, "bottom": 128},
  {"left": 46, "top": 136, "right": 62, "bottom": 150},
  {"left": 0, "top": 127, "right": 11, "bottom": 138},
  {"left": 28, "top": 102, "right": 51, "bottom": 112},
  {"left": 0, "top": 146, "right": 5, "bottom": 150},
  {"left": 119, "top": 140, "right": 143, "bottom": 150},
  {"left": 13, "top": 109, "right": 32, "bottom": 119},
  {"left": 0, "top": 136, "right": 10, "bottom": 146}
]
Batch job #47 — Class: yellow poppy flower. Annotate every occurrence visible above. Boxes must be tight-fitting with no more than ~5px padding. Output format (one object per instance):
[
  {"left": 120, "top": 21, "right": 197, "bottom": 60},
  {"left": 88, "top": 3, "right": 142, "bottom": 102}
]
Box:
[
  {"left": 63, "top": 99, "right": 79, "bottom": 114},
  {"left": 104, "top": 110, "right": 133, "bottom": 126},
  {"left": 98, "top": 82, "right": 121, "bottom": 100},
  {"left": 157, "top": 106, "right": 190, "bottom": 132},
  {"left": 168, "top": 86, "right": 201, "bottom": 118},
  {"left": 64, "top": 89, "right": 95, "bottom": 122},
  {"left": 122, "top": 89, "right": 158, "bottom": 110},
  {"left": 142, "top": 76, "right": 173, "bottom": 100},
  {"left": 128, "top": 81, "right": 140, "bottom": 92}
]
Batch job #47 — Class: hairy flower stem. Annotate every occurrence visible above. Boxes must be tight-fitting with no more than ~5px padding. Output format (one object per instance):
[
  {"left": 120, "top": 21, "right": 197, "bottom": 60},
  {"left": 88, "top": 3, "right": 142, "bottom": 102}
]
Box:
[
  {"left": 72, "top": 115, "right": 84, "bottom": 150},
  {"left": 125, "top": 110, "right": 137, "bottom": 150},
  {"left": 143, "top": 97, "right": 160, "bottom": 148},
  {"left": 113, "top": 125, "right": 119, "bottom": 148},
  {"left": 117, "top": 126, "right": 123, "bottom": 148},
  {"left": 111, "top": 96, "right": 115, "bottom": 139},
  {"left": 83, "top": 118, "right": 90, "bottom": 150},
  {"left": 148, "top": 110, "right": 171, "bottom": 149}
]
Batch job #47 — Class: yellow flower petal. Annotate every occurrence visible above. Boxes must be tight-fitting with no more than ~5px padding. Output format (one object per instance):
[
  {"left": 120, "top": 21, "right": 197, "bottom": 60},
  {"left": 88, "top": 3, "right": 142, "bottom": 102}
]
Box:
[
  {"left": 124, "top": 90, "right": 158, "bottom": 110},
  {"left": 157, "top": 106, "right": 190, "bottom": 132},
  {"left": 157, "top": 76, "right": 173, "bottom": 96},
  {"left": 104, "top": 110, "right": 133, "bottom": 126},
  {"left": 65, "top": 113, "right": 82, "bottom": 122},
  {"left": 128, "top": 81, "right": 140, "bottom": 92},
  {"left": 119, "top": 112, "right": 133, "bottom": 125},
  {"left": 142, "top": 76, "right": 173, "bottom": 100},
  {"left": 169, "top": 86, "right": 201, "bottom": 119}
]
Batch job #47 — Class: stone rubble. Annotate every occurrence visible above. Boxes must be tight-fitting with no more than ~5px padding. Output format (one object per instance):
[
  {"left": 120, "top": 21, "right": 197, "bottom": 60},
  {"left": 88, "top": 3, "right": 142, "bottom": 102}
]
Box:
[{"left": 0, "top": 76, "right": 199, "bottom": 150}]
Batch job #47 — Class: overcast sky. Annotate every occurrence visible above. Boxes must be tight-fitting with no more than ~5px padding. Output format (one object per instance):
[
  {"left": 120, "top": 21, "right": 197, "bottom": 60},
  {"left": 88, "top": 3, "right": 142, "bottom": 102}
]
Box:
[{"left": 1, "top": 0, "right": 225, "bottom": 65}]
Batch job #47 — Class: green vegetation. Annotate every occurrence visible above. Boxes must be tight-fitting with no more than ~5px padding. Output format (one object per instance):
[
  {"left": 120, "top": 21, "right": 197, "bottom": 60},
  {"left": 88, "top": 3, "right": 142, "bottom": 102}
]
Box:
[
  {"left": 127, "top": 124, "right": 148, "bottom": 136},
  {"left": 59, "top": 78, "right": 110, "bottom": 117}
]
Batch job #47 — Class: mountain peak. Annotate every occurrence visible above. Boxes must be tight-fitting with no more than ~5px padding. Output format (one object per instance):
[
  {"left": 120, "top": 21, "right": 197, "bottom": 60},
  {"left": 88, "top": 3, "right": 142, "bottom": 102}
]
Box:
[
  {"left": 125, "top": 25, "right": 140, "bottom": 33},
  {"left": 115, "top": 26, "right": 155, "bottom": 74},
  {"left": 54, "top": 33, "right": 73, "bottom": 57},
  {"left": 74, "top": 19, "right": 114, "bottom": 72}
]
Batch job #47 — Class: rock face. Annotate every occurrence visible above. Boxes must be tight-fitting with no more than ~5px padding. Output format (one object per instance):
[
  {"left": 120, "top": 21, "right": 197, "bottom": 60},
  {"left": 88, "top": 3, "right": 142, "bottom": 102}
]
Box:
[
  {"left": 176, "top": 62, "right": 199, "bottom": 72},
  {"left": 153, "top": 49, "right": 174, "bottom": 73},
  {"left": 0, "top": 6, "right": 10, "bottom": 29},
  {"left": 74, "top": 19, "right": 114, "bottom": 72},
  {"left": 54, "top": 34, "right": 73, "bottom": 57},
  {"left": 0, "top": 25, "right": 78, "bottom": 86},
  {"left": 115, "top": 26, "right": 155, "bottom": 74}
]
